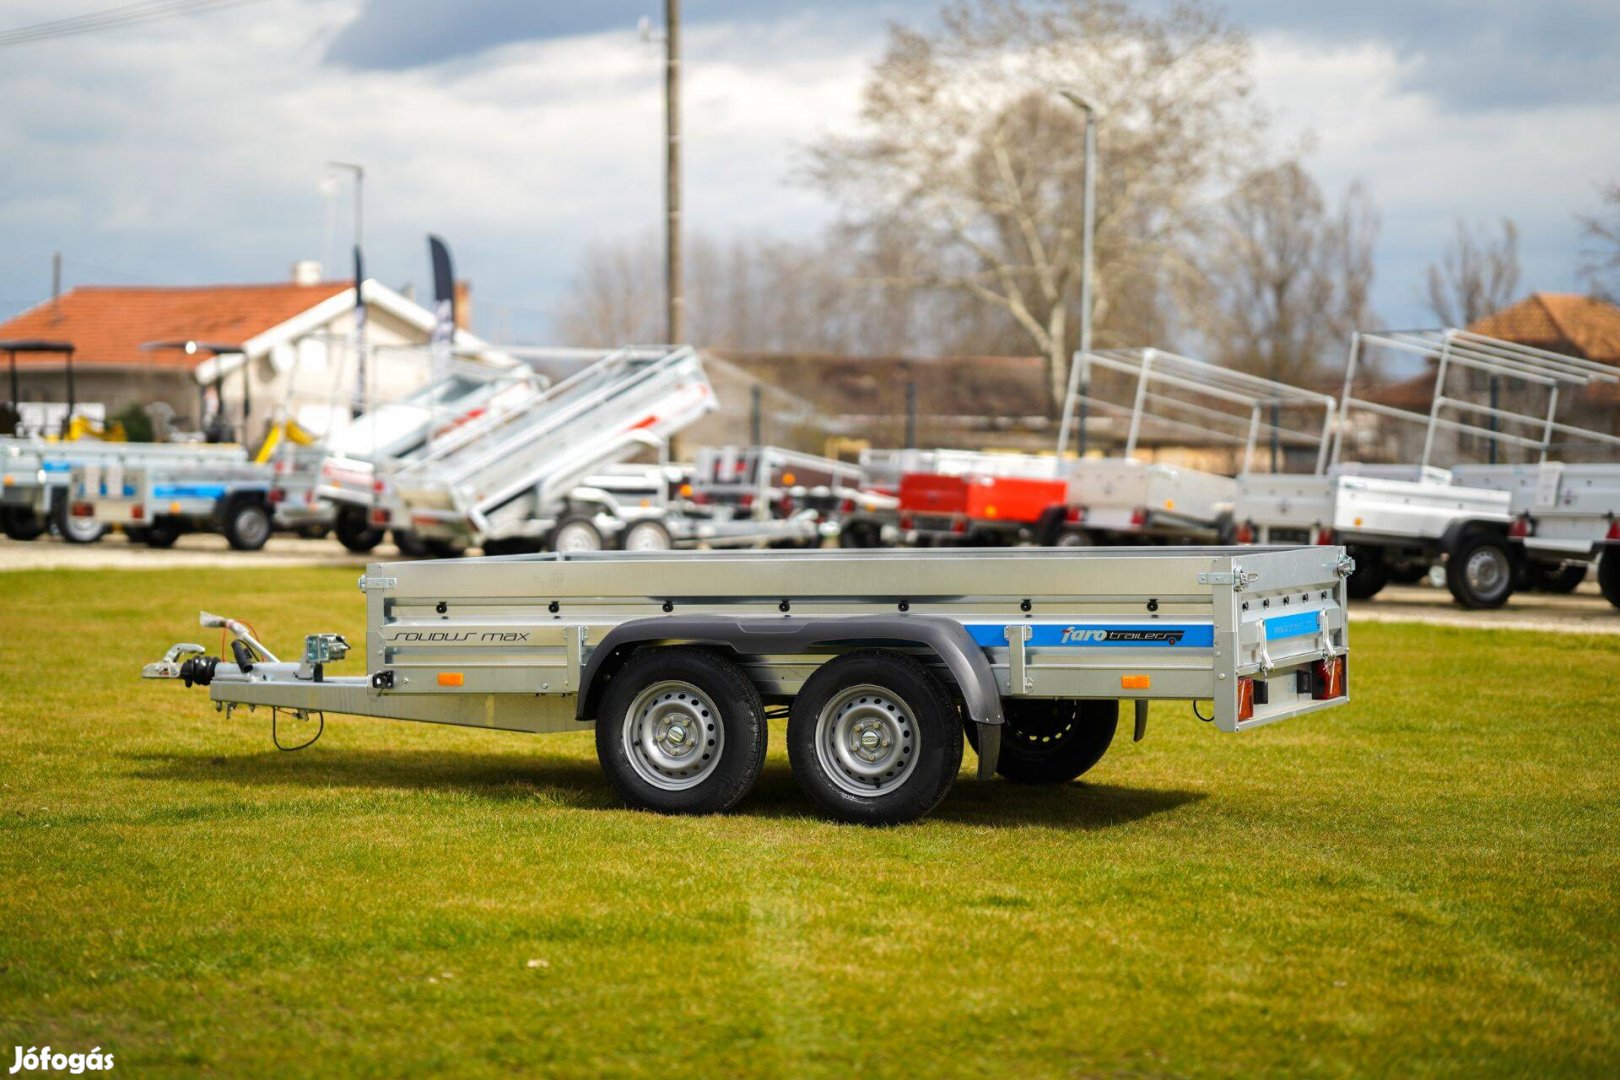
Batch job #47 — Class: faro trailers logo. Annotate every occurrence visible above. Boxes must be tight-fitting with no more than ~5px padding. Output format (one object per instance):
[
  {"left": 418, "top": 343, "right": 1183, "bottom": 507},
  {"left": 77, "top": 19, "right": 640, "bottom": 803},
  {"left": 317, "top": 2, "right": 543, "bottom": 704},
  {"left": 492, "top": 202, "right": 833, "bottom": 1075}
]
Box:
[{"left": 1060, "top": 627, "right": 1186, "bottom": 645}]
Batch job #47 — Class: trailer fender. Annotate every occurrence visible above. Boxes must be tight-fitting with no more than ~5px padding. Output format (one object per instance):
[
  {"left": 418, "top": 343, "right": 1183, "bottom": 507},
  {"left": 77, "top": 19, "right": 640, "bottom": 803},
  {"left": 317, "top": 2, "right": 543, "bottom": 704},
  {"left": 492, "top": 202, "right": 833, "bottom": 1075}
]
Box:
[
  {"left": 1439, "top": 517, "right": 1508, "bottom": 553},
  {"left": 577, "top": 614, "right": 1006, "bottom": 778}
]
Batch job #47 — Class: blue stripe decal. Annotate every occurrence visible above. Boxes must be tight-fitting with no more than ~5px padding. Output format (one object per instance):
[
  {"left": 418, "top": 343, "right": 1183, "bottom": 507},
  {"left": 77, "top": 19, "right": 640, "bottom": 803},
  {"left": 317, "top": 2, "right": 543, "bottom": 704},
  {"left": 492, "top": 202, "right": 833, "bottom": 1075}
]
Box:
[
  {"left": 41, "top": 461, "right": 71, "bottom": 473},
  {"left": 964, "top": 622, "right": 1214, "bottom": 648},
  {"left": 152, "top": 484, "right": 227, "bottom": 499},
  {"left": 1264, "top": 611, "right": 1319, "bottom": 641}
]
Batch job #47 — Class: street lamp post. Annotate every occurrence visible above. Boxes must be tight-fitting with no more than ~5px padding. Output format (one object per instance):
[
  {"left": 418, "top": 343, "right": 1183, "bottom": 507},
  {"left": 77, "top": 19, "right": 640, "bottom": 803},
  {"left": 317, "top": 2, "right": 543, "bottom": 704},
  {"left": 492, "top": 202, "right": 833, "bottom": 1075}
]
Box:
[{"left": 1055, "top": 90, "right": 1101, "bottom": 460}]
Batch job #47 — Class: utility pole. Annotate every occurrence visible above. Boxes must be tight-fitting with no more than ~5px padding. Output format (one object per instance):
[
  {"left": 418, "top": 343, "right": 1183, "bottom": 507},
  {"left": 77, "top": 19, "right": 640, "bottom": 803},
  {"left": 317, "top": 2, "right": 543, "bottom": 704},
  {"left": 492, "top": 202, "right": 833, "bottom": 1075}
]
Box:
[
  {"left": 1055, "top": 91, "right": 1102, "bottom": 459},
  {"left": 51, "top": 252, "right": 61, "bottom": 319},
  {"left": 664, "top": 0, "right": 683, "bottom": 344},
  {"left": 327, "top": 162, "right": 367, "bottom": 417}
]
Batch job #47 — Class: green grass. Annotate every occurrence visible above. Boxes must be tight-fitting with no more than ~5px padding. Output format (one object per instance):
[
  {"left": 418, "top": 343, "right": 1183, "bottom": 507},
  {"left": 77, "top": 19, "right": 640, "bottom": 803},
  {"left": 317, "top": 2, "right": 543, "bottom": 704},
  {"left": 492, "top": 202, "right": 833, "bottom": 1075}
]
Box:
[{"left": 1, "top": 567, "right": 1617, "bottom": 1079}]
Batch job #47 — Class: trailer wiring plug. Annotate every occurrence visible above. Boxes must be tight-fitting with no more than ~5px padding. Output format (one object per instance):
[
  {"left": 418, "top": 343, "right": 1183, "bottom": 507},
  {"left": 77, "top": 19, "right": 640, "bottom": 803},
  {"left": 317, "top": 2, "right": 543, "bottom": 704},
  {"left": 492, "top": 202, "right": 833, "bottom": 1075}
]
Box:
[{"left": 271, "top": 707, "right": 325, "bottom": 752}]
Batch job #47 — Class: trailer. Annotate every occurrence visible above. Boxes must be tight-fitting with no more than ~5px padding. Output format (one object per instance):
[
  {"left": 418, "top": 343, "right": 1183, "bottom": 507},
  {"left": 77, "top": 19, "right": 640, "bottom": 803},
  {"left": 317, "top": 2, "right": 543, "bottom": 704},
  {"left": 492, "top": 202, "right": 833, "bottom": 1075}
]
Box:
[
  {"left": 1236, "top": 329, "right": 1620, "bottom": 608},
  {"left": 4, "top": 437, "right": 250, "bottom": 545},
  {"left": 142, "top": 544, "right": 1354, "bottom": 824},
  {"left": 1056, "top": 349, "right": 1338, "bottom": 547},
  {"left": 885, "top": 450, "right": 1066, "bottom": 546},
  {"left": 315, "top": 353, "right": 548, "bottom": 553},
  {"left": 388, "top": 345, "right": 717, "bottom": 552},
  {"left": 693, "top": 445, "right": 895, "bottom": 548},
  {"left": 74, "top": 447, "right": 276, "bottom": 550}
]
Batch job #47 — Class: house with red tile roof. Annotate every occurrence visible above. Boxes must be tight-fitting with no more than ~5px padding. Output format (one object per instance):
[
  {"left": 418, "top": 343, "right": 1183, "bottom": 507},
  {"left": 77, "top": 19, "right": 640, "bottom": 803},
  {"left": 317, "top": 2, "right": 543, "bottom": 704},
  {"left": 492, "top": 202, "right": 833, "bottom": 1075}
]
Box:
[{"left": 0, "top": 263, "right": 497, "bottom": 444}]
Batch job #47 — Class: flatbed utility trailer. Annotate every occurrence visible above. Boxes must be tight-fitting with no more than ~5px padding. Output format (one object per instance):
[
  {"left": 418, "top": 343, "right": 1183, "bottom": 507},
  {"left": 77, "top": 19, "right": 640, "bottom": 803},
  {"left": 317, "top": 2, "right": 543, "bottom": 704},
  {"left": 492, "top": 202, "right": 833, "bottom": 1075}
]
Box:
[
  {"left": 1237, "top": 329, "right": 1620, "bottom": 608},
  {"left": 75, "top": 448, "right": 277, "bottom": 550},
  {"left": 692, "top": 445, "right": 893, "bottom": 548},
  {"left": 143, "top": 545, "right": 1353, "bottom": 824}
]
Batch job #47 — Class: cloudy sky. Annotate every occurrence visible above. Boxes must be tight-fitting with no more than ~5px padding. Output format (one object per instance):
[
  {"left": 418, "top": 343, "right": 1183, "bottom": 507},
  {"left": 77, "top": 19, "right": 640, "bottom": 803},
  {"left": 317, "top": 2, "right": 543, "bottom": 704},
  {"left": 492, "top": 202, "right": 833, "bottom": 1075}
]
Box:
[{"left": 2, "top": 0, "right": 1617, "bottom": 345}]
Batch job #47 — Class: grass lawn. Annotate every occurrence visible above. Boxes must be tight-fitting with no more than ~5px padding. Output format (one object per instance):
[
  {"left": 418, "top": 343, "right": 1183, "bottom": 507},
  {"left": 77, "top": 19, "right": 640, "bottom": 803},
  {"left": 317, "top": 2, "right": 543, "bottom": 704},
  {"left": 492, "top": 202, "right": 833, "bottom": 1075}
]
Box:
[{"left": 1, "top": 566, "right": 1617, "bottom": 1078}]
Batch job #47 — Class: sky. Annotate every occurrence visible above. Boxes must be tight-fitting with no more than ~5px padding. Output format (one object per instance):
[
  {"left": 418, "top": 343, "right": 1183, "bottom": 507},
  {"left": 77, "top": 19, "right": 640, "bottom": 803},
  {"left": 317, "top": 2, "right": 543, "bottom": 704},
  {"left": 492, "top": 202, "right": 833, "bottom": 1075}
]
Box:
[{"left": 1, "top": 0, "right": 1617, "bottom": 347}]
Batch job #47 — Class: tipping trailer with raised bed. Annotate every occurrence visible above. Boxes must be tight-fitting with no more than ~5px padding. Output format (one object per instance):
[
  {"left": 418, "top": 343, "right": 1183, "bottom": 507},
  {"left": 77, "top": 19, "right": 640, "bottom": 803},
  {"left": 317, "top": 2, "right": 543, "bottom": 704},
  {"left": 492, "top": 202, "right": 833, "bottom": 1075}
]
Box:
[
  {"left": 142, "top": 544, "right": 1354, "bottom": 824},
  {"left": 387, "top": 345, "right": 717, "bottom": 553}
]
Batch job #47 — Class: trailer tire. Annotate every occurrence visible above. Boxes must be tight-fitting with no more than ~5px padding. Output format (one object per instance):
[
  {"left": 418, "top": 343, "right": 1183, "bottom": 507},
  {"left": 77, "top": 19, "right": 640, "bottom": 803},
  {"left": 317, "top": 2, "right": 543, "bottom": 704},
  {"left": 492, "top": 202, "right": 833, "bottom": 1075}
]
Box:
[
  {"left": 52, "top": 498, "right": 107, "bottom": 544},
  {"left": 1445, "top": 530, "right": 1515, "bottom": 609},
  {"left": 144, "top": 517, "right": 181, "bottom": 548},
  {"left": 837, "top": 520, "right": 881, "bottom": 548},
  {"left": 1597, "top": 549, "right": 1620, "bottom": 609},
  {"left": 595, "top": 648, "right": 767, "bottom": 815},
  {"left": 622, "top": 519, "right": 673, "bottom": 551},
  {"left": 551, "top": 516, "right": 604, "bottom": 553},
  {"left": 223, "top": 500, "right": 272, "bottom": 551},
  {"left": 2, "top": 507, "right": 46, "bottom": 541},
  {"left": 1344, "top": 546, "right": 1388, "bottom": 600},
  {"left": 965, "top": 699, "right": 1117, "bottom": 784},
  {"left": 334, "top": 506, "right": 383, "bottom": 553},
  {"left": 392, "top": 530, "right": 429, "bottom": 557},
  {"left": 1388, "top": 562, "right": 1429, "bottom": 585},
  {"left": 1055, "top": 528, "right": 1094, "bottom": 547},
  {"left": 788, "top": 650, "right": 963, "bottom": 825},
  {"left": 1524, "top": 561, "right": 1586, "bottom": 594}
]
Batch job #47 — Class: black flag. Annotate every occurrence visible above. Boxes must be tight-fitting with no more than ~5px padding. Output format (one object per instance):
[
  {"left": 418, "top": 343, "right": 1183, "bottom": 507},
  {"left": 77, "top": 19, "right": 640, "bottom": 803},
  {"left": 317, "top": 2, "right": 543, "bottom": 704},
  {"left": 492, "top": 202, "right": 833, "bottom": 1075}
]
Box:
[{"left": 429, "top": 235, "right": 455, "bottom": 382}]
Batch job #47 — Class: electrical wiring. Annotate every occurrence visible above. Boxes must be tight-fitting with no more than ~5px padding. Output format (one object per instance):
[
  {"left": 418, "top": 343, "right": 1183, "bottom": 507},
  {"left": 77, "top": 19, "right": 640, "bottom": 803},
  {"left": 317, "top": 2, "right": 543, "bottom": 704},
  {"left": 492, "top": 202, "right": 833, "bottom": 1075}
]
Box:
[{"left": 0, "top": 0, "right": 269, "bottom": 49}]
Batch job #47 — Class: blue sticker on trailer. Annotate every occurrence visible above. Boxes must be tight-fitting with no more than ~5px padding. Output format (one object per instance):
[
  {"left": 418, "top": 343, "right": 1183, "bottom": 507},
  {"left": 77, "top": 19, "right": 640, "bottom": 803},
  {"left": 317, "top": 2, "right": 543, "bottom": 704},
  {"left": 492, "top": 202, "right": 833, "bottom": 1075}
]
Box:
[
  {"left": 1263, "top": 611, "right": 1319, "bottom": 641},
  {"left": 152, "top": 484, "right": 227, "bottom": 499},
  {"left": 964, "top": 623, "right": 1215, "bottom": 648}
]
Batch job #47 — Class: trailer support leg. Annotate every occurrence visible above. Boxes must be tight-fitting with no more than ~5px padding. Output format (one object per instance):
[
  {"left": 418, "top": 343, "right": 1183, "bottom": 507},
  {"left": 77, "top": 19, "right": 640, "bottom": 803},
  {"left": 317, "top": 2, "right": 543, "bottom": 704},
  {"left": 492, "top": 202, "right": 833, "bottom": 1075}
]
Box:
[
  {"left": 1134, "top": 700, "right": 1149, "bottom": 743},
  {"left": 974, "top": 721, "right": 1001, "bottom": 780}
]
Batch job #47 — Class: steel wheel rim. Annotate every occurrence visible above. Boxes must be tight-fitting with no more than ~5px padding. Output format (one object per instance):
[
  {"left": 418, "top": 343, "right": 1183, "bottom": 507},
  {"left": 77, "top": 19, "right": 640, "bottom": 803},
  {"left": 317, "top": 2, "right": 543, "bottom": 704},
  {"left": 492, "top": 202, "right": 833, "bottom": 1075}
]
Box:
[
  {"left": 235, "top": 507, "right": 270, "bottom": 548},
  {"left": 622, "top": 680, "right": 724, "bottom": 791},
  {"left": 1465, "top": 547, "right": 1509, "bottom": 597},
  {"left": 63, "top": 512, "right": 102, "bottom": 542},
  {"left": 554, "top": 522, "right": 601, "bottom": 552},
  {"left": 814, "top": 683, "right": 919, "bottom": 797},
  {"left": 624, "top": 523, "right": 671, "bottom": 551}
]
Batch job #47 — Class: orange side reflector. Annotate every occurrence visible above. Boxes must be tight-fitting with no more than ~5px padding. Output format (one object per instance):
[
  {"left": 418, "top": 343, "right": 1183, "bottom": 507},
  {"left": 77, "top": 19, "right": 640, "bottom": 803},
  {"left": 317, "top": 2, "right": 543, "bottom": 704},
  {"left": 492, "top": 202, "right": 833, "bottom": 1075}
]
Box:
[
  {"left": 1120, "top": 674, "right": 1151, "bottom": 690},
  {"left": 437, "top": 672, "right": 464, "bottom": 687}
]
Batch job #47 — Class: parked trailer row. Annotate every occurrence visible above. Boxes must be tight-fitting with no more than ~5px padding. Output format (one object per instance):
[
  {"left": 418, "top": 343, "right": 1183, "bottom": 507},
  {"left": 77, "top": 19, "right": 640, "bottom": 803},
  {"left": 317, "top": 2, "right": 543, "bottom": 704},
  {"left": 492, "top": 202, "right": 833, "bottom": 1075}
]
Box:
[{"left": 144, "top": 545, "right": 1354, "bottom": 824}]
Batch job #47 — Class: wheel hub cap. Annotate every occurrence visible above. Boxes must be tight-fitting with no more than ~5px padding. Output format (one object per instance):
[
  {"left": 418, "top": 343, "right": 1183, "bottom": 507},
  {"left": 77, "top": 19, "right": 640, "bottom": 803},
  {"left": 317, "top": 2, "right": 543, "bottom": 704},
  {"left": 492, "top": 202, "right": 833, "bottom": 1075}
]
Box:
[{"left": 1467, "top": 549, "right": 1507, "bottom": 594}]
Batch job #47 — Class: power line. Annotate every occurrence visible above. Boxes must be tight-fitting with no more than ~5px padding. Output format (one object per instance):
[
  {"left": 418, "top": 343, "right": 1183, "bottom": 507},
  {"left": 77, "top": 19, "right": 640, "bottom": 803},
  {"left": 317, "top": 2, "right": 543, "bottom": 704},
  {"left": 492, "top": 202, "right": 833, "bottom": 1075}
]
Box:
[{"left": 0, "top": 0, "right": 269, "bottom": 49}]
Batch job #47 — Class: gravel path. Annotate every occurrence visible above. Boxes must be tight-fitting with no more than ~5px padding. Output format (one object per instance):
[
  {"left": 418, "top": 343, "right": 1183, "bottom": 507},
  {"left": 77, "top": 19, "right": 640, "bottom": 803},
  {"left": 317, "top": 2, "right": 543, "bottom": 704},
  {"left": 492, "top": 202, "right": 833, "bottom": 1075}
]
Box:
[{"left": 3, "top": 535, "right": 1616, "bottom": 634}]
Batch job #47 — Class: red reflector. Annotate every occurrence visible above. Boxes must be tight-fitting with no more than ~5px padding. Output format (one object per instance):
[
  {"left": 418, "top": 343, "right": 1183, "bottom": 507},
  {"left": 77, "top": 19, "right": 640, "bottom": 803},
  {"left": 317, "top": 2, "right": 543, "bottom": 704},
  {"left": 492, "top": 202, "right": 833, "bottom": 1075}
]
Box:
[
  {"left": 1235, "top": 522, "right": 1255, "bottom": 544},
  {"left": 839, "top": 498, "right": 855, "bottom": 514},
  {"left": 1607, "top": 520, "right": 1620, "bottom": 541},
  {"left": 1237, "top": 677, "right": 1255, "bottom": 722},
  {"left": 372, "top": 479, "right": 387, "bottom": 494},
  {"left": 371, "top": 509, "right": 391, "bottom": 526},
  {"left": 1130, "top": 507, "right": 1148, "bottom": 527},
  {"left": 1312, "top": 527, "right": 1335, "bottom": 545},
  {"left": 630, "top": 415, "right": 659, "bottom": 431},
  {"left": 71, "top": 502, "right": 94, "bottom": 517},
  {"left": 951, "top": 517, "right": 968, "bottom": 534},
  {"left": 1065, "top": 505, "right": 1084, "bottom": 524},
  {"left": 1508, "top": 515, "right": 1531, "bottom": 538},
  {"left": 131, "top": 504, "right": 145, "bottom": 521},
  {"left": 1312, "top": 657, "right": 1346, "bottom": 700},
  {"left": 269, "top": 488, "right": 285, "bottom": 504}
]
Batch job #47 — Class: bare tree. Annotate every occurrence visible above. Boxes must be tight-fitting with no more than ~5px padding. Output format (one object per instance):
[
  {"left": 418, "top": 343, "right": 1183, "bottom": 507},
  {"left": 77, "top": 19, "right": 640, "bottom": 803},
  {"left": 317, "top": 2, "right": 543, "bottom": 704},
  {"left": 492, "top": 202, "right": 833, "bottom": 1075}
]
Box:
[
  {"left": 1189, "top": 161, "right": 1378, "bottom": 383},
  {"left": 1579, "top": 180, "right": 1620, "bottom": 301},
  {"left": 806, "top": 0, "right": 1264, "bottom": 410},
  {"left": 1424, "top": 218, "right": 1520, "bottom": 327}
]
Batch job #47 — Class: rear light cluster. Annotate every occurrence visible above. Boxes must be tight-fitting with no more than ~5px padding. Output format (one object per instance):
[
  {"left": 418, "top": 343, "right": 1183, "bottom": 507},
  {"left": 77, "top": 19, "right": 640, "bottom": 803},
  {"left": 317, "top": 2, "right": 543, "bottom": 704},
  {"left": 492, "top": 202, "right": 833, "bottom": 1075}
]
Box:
[
  {"left": 1234, "top": 522, "right": 1255, "bottom": 544},
  {"left": 1312, "top": 527, "right": 1335, "bottom": 546},
  {"left": 1508, "top": 514, "right": 1533, "bottom": 538},
  {"left": 1607, "top": 519, "right": 1620, "bottom": 541},
  {"left": 1237, "top": 658, "right": 1347, "bottom": 723},
  {"left": 371, "top": 508, "right": 391, "bottom": 526},
  {"left": 71, "top": 502, "right": 95, "bottom": 518},
  {"left": 1129, "top": 507, "right": 1148, "bottom": 527},
  {"left": 1064, "top": 506, "right": 1085, "bottom": 524},
  {"left": 269, "top": 488, "right": 286, "bottom": 505},
  {"left": 131, "top": 504, "right": 145, "bottom": 521}
]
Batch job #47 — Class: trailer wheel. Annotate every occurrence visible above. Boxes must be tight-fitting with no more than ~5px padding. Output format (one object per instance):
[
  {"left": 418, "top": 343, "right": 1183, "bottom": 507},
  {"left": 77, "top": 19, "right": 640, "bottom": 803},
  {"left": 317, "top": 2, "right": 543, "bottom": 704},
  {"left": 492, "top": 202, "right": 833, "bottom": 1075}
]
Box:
[
  {"left": 1445, "top": 530, "right": 1515, "bottom": 609},
  {"left": 2, "top": 507, "right": 46, "bottom": 541},
  {"left": 144, "top": 517, "right": 181, "bottom": 548},
  {"left": 1388, "top": 562, "right": 1429, "bottom": 585},
  {"left": 1597, "top": 549, "right": 1620, "bottom": 609},
  {"left": 223, "top": 501, "right": 272, "bottom": 551},
  {"left": 1055, "top": 528, "right": 1093, "bottom": 547},
  {"left": 52, "top": 499, "right": 107, "bottom": 544},
  {"left": 1344, "top": 546, "right": 1388, "bottom": 600},
  {"left": 1524, "top": 561, "right": 1586, "bottom": 594},
  {"left": 392, "top": 530, "right": 429, "bottom": 557},
  {"left": 595, "top": 648, "right": 767, "bottom": 815},
  {"left": 334, "top": 506, "right": 382, "bottom": 553},
  {"left": 622, "top": 520, "right": 673, "bottom": 551},
  {"left": 837, "top": 520, "right": 881, "bottom": 548},
  {"left": 787, "top": 650, "right": 963, "bottom": 825},
  {"left": 965, "top": 699, "right": 1117, "bottom": 783},
  {"left": 551, "top": 517, "right": 604, "bottom": 553}
]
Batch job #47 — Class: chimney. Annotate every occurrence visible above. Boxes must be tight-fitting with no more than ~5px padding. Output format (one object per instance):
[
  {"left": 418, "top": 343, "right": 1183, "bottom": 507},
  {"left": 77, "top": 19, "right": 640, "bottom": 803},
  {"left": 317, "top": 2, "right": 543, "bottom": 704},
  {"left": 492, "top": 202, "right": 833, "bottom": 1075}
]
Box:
[
  {"left": 454, "top": 280, "right": 472, "bottom": 330},
  {"left": 291, "top": 260, "right": 323, "bottom": 286}
]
